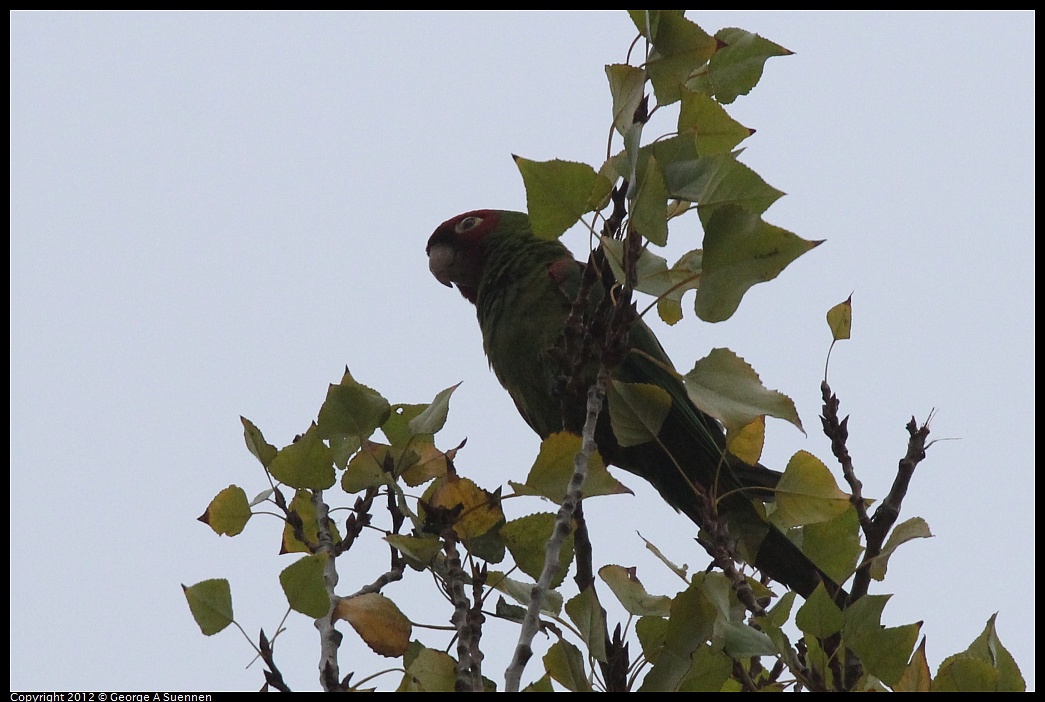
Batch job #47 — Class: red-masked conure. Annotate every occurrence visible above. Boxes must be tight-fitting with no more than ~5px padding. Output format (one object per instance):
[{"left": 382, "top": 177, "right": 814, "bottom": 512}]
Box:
[{"left": 427, "top": 209, "right": 845, "bottom": 602}]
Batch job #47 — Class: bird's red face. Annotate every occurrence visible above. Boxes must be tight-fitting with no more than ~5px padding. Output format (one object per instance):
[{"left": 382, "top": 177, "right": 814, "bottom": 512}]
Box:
[{"left": 426, "top": 210, "right": 501, "bottom": 303}]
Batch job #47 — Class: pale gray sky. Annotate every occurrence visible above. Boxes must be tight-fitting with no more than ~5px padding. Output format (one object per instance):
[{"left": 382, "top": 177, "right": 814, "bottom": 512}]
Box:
[{"left": 10, "top": 11, "right": 1034, "bottom": 691}]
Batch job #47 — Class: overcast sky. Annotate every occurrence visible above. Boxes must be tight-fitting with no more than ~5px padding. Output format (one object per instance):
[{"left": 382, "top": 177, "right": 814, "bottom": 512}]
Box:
[{"left": 10, "top": 11, "right": 1034, "bottom": 692}]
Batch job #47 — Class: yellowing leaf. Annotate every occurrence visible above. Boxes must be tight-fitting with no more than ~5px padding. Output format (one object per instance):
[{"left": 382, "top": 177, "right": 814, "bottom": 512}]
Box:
[
  {"left": 827, "top": 295, "right": 853, "bottom": 341},
  {"left": 427, "top": 474, "right": 503, "bottom": 541},
  {"left": 894, "top": 638, "right": 932, "bottom": 692},
  {"left": 198, "top": 485, "right": 251, "bottom": 537},
  {"left": 241, "top": 416, "right": 276, "bottom": 468},
  {"left": 515, "top": 431, "right": 630, "bottom": 501},
  {"left": 725, "top": 416, "right": 764, "bottom": 466},
  {"left": 281, "top": 489, "right": 342, "bottom": 554},
  {"left": 599, "top": 564, "right": 672, "bottom": 617},
  {"left": 335, "top": 592, "right": 412, "bottom": 658},
  {"left": 398, "top": 438, "right": 450, "bottom": 487},
  {"left": 774, "top": 450, "right": 850, "bottom": 528},
  {"left": 683, "top": 347, "right": 802, "bottom": 433},
  {"left": 606, "top": 63, "right": 646, "bottom": 136}
]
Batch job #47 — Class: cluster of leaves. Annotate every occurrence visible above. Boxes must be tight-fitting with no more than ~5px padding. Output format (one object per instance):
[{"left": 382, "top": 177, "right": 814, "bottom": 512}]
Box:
[{"left": 184, "top": 10, "right": 1024, "bottom": 692}]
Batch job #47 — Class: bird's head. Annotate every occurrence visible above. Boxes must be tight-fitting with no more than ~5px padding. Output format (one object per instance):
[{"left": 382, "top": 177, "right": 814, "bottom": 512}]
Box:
[{"left": 426, "top": 209, "right": 506, "bottom": 304}]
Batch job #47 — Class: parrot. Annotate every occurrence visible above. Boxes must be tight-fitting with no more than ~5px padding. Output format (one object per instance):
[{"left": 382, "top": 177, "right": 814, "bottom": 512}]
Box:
[{"left": 427, "top": 209, "right": 846, "bottom": 602}]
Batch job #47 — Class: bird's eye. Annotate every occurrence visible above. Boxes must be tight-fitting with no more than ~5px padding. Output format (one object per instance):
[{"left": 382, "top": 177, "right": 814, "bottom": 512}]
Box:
[{"left": 455, "top": 216, "right": 482, "bottom": 234}]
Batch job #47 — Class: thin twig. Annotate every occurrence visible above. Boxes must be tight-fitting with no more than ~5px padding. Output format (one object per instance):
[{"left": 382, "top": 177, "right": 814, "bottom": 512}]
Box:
[{"left": 505, "top": 373, "right": 609, "bottom": 692}]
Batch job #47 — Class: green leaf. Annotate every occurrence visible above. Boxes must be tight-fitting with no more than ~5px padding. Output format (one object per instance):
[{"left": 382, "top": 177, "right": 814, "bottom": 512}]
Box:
[
  {"left": 630, "top": 154, "right": 669, "bottom": 246},
  {"left": 397, "top": 644, "right": 456, "bottom": 691},
  {"left": 637, "top": 11, "right": 717, "bottom": 106},
  {"left": 661, "top": 153, "right": 784, "bottom": 219},
  {"left": 267, "top": 423, "right": 336, "bottom": 490},
  {"left": 565, "top": 586, "right": 608, "bottom": 663},
  {"left": 678, "top": 88, "right": 753, "bottom": 155},
  {"left": 635, "top": 615, "right": 669, "bottom": 661},
  {"left": 856, "top": 623, "right": 922, "bottom": 687},
  {"left": 513, "top": 431, "right": 631, "bottom": 501},
  {"left": 799, "top": 504, "right": 862, "bottom": 585},
  {"left": 639, "top": 575, "right": 717, "bottom": 692},
  {"left": 501, "top": 512, "right": 572, "bottom": 588},
  {"left": 182, "top": 579, "right": 233, "bottom": 636},
  {"left": 607, "top": 379, "right": 672, "bottom": 447},
  {"left": 677, "top": 643, "right": 734, "bottom": 692},
  {"left": 600, "top": 238, "right": 702, "bottom": 326},
  {"left": 934, "top": 614, "right": 1026, "bottom": 691},
  {"left": 843, "top": 595, "right": 920, "bottom": 687},
  {"left": 486, "top": 570, "right": 562, "bottom": 616},
  {"left": 317, "top": 369, "right": 391, "bottom": 464},
  {"left": 407, "top": 382, "right": 459, "bottom": 435},
  {"left": 522, "top": 675, "right": 555, "bottom": 692},
  {"left": 381, "top": 403, "right": 427, "bottom": 446},
  {"left": 543, "top": 639, "right": 592, "bottom": 692},
  {"left": 198, "top": 485, "right": 251, "bottom": 537},
  {"left": 279, "top": 553, "right": 329, "bottom": 619},
  {"left": 827, "top": 295, "right": 853, "bottom": 341},
  {"left": 683, "top": 347, "right": 802, "bottom": 433},
  {"left": 514, "top": 156, "right": 604, "bottom": 240},
  {"left": 933, "top": 656, "right": 1000, "bottom": 693},
  {"left": 341, "top": 441, "right": 391, "bottom": 493},
  {"left": 241, "top": 416, "right": 277, "bottom": 468},
  {"left": 702, "top": 28, "right": 793, "bottom": 105},
  {"left": 385, "top": 533, "right": 442, "bottom": 569},
  {"left": 868, "top": 516, "right": 932, "bottom": 581},
  {"left": 696, "top": 205, "right": 819, "bottom": 322},
  {"left": 702, "top": 573, "right": 775, "bottom": 658},
  {"left": 795, "top": 583, "right": 843, "bottom": 638},
  {"left": 606, "top": 63, "right": 646, "bottom": 136},
  {"left": 599, "top": 564, "right": 672, "bottom": 617},
  {"left": 335, "top": 592, "right": 412, "bottom": 659},
  {"left": 774, "top": 450, "right": 851, "bottom": 527}
]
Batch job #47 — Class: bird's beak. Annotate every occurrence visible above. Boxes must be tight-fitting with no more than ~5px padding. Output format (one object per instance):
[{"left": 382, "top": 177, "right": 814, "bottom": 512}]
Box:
[{"left": 427, "top": 242, "right": 456, "bottom": 288}]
